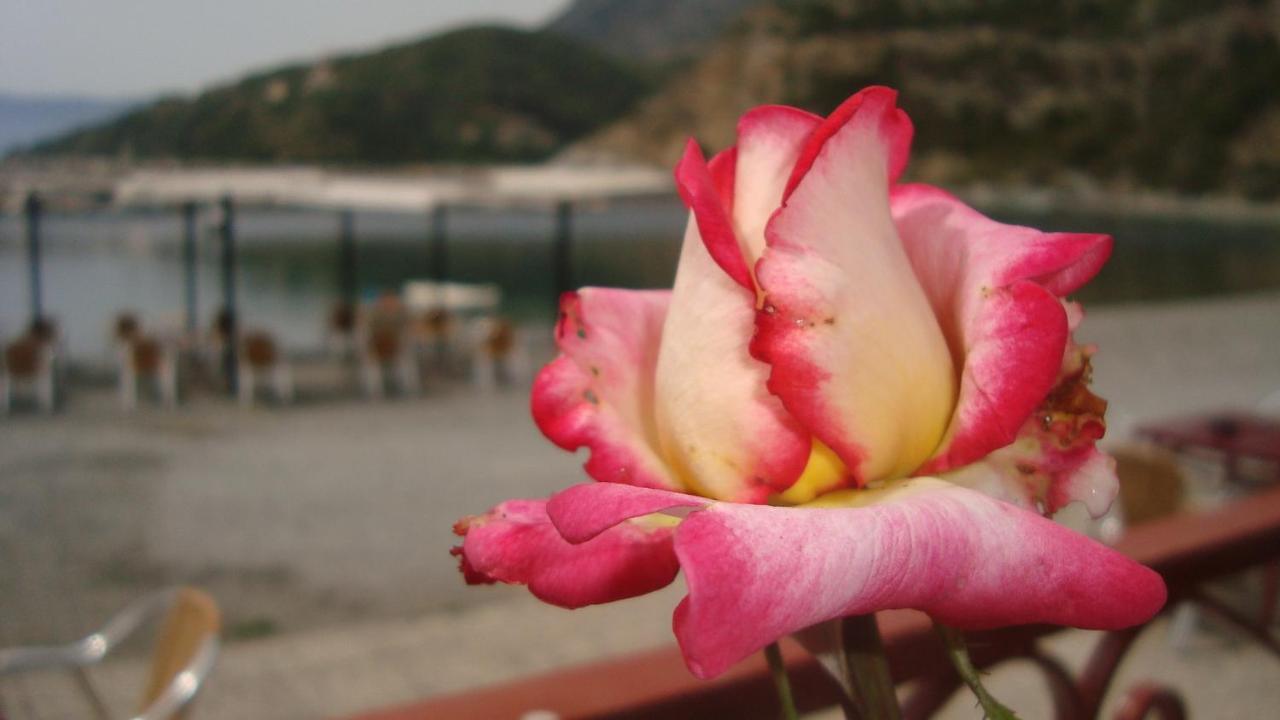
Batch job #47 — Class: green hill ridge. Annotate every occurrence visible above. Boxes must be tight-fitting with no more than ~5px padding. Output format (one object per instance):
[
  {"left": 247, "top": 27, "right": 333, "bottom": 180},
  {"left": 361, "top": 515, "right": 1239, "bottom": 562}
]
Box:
[{"left": 28, "top": 26, "right": 652, "bottom": 164}]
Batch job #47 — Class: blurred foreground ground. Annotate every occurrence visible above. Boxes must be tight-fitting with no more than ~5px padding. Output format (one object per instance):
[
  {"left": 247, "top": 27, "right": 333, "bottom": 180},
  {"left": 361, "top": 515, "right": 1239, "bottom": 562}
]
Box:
[{"left": 2, "top": 292, "right": 1279, "bottom": 719}]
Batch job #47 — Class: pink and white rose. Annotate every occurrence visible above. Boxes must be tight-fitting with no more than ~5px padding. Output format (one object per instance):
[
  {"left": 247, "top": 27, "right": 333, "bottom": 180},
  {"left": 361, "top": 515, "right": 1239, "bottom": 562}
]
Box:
[{"left": 453, "top": 86, "right": 1165, "bottom": 680}]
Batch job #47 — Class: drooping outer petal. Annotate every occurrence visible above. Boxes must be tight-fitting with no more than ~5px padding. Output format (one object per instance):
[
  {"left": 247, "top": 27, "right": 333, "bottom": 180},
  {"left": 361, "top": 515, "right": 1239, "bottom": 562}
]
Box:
[
  {"left": 755, "top": 87, "right": 956, "bottom": 484},
  {"left": 653, "top": 144, "right": 810, "bottom": 502},
  {"left": 671, "top": 481, "right": 1166, "bottom": 678},
  {"left": 532, "top": 288, "right": 683, "bottom": 491},
  {"left": 894, "top": 184, "right": 1114, "bottom": 476},
  {"left": 453, "top": 498, "right": 679, "bottom": 609}
]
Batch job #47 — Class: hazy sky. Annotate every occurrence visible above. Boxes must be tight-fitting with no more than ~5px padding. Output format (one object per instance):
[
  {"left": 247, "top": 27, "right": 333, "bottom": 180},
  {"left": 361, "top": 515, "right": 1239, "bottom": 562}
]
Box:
[{"left": 2, "top": 0, "right": 569, "bottom": 98}]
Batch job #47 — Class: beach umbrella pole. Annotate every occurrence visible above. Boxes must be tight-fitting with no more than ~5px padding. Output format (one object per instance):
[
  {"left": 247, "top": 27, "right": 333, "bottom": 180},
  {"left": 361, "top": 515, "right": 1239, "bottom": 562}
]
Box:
[
  {"left": 182, "top": 201, "right": 199, "bottom": 337},
  {"left": 219, "top": 195, "right": 238, "bottom": 394},
  {"left": 24, "top": 192, "right": 43, "bottom": 327},
  {"left": 338, "top": 208, "right": 357, "bottom": 306},
  {"left": 430, "top": 204, "right": 448, "bottom": 286},
  {"left": 552, "top": 199, "right": 573, "bottom": 310}
]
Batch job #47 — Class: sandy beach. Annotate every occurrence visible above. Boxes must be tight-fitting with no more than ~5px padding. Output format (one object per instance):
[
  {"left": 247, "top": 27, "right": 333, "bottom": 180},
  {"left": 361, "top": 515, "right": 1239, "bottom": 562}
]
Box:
[{"left": 2, "top": 291, "right": 1279, "bottom": 719}]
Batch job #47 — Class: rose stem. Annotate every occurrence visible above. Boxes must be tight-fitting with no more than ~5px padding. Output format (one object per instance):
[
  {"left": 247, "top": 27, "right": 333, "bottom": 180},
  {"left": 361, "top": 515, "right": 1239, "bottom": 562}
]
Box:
[
  {"left": 841, "top": 614, "right": 902, "bottom": 720},
  {"left": 935, "top": 623, "right": 1019, "bottom": 720},
  {"left": 764, "top": 642, "right": 799, "bottom": 720}
]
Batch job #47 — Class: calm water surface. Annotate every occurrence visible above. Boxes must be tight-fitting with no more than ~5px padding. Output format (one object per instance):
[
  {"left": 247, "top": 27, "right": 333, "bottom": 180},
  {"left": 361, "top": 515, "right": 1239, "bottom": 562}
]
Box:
[{"left": 1, "top": 199, "right": 1278, "bottom": 360}]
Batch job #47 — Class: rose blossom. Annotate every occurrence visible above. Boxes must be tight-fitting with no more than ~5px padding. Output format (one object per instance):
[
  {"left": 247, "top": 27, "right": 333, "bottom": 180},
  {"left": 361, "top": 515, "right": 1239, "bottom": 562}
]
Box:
[{"left": 453, "top": 86, "right": 1166, "bottom": 679}]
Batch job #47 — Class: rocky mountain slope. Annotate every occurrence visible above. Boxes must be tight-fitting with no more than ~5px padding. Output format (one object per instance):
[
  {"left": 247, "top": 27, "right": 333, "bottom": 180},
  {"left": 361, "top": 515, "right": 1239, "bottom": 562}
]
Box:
[{"left": 569, "top": 0, "right": 1280, "bottom": 199}]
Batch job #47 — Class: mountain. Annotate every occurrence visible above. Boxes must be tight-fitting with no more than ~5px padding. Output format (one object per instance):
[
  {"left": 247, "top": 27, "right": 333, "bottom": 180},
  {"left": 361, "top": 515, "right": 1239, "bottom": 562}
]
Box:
[
  {"left": 569, "top": 0, "right": 1280, "bottom": 199},
  {"left": 24, "top": 26, "right": 651, "bottom": 164},
  {"left": 0, "top": 95, "right": 134, "bottom": 156},
  {"left": 546, "top": 0, "right": 765, "bottom": 63}
]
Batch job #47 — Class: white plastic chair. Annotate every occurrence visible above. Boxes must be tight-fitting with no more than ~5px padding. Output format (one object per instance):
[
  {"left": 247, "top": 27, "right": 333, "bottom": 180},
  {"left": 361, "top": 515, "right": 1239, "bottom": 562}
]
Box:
[{"left": 0, "top": 587, "right": 220, "bottom": 720}]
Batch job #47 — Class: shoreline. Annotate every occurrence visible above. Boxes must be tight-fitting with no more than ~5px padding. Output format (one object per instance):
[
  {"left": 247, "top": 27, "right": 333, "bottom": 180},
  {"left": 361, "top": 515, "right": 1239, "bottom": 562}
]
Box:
[{"left": 4, "top": 156, "right": 1280, "bottom": 222}]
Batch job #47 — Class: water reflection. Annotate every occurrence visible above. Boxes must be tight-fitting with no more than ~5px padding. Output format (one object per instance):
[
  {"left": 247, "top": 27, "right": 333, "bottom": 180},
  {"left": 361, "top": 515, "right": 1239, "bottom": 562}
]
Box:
[{"left": 1, "top": 201, "right": 1277, "bottom": 360}]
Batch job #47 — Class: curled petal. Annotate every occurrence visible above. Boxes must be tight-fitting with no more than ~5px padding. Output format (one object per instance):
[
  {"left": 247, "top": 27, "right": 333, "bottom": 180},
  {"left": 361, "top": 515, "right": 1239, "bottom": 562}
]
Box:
[
  {"left": 755, "top": 87, "right": 955, "bottom": 484},
  {"left": 675, "top": 141, "right": 754, "bottom": 290},
  {"left": 549, "top": 482, "right": 710, "bottom": 543},
  {"left": 671, "top": 482, "right": 1165, "bottom": 678},
  {"left": 893, "top": 184, "right": 1113, "bottom": 475},
  {"left": 532, "top": 289, "right": 683, "bottom": 491},
  {"left": 453, "top": 498, "right": 679, "bottom": 609}
]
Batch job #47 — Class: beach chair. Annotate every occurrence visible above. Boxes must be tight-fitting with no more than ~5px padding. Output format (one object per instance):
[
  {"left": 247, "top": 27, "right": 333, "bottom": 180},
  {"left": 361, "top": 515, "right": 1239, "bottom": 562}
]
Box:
[
  {"left": 325, "top": 302, "right": 359, "bottom": 358},
  {"left": 360, "top": 292, "right": 419, "bottom": 398},
  {"left": 113, "top": 313, "right": 141, "bottom": 347},
  {"left": 410, "top": 307, "right": 457, "bottom": 372},
  {"left": 238, "top": 332, "right": 294, "bottom": 407},
  {"left": 469, "top": 316, "right": 528, "bottom": 390},
  {"left": 2, "top": 335, "right": 56, "bottom": 415},
  {"left": 199, "top": 309, "right": 236, "bottom": 382},
  {"left": 0, "top": 587, "right": 220, "bottom": 720},
  {"left": 118, "top": 335, "right": 179, "bottom": 410},
  {"left": 360, "top": 328, "right": 419, "bottom": 398}
]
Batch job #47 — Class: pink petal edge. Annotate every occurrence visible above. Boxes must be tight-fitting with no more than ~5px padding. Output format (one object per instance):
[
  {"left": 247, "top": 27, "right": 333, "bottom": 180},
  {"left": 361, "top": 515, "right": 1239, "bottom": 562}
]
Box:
[
  {"left": 783, "top": 86, "right": 912, "bottom": 202},
  {"left": 532, "top": 288, "right": 682, "bottom": 491},
  {"left": 674, "top": 140, "right": 754, "bottom": 291}
]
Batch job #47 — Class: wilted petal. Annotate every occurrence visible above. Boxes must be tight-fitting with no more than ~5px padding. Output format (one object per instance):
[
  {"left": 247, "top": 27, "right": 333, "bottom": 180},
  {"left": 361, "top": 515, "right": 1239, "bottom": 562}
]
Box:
[
  {"left": 532, "top": 289, "right": 682, "bottom": 491},
  {"left": 943, "top": 336, "right": 1117, "bottom": 518},
  {"left": 893, "top": 184, "right": 1114, "bottom": 476},
  {"left": 654, "top": 152, "right": 811, "bottom": 502},
  {"left": 671, "top": 481, "right": 1165, "bottom": 678},
  {"left": 755, "top": 87, "right": 955, "bottom": 484},
  {"left": 453, "top": 498, "right": 679, "bottom": 608}
]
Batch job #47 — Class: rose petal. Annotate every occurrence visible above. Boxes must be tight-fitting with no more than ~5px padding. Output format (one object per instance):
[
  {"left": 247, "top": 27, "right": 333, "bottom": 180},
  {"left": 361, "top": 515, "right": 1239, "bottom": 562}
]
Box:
[
  {"left": 671, "top": 481, "right": 1166, "bottom": 678},
  {"left": 532, "top": 288, "right": 683, "bottom": 491},
  {"left": 675, "top": 141, "right": 754, "bottom": 290},
  {"left": 943, "top": 344, "right": 1118, "bottom": 518},
  {"left": 755, "top": 88, "right": 956, "bottom": 484},
  {"left": 654, "top": 176, "right": 811, "bottom": 502},
  {"left": 548, "top": 482, "right": 710, "bottom": 543},
  {"left": 731, "top": 105, "right": 821, "bottom": 265},
  {"left": 784, "top": 86, "right": 913, "bottom": 200},
  {"left": 892, "top": 184, "right": 1113, "bottom": 475},
  {"left": 453, "top": 498, "right": 679, "bottom": 609}
]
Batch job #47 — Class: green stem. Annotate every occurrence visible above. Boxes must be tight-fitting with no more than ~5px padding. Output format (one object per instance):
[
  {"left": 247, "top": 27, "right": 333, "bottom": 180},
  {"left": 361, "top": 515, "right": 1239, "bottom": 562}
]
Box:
[
  {"left": 841, "top": 614, "right": 902, "bottom": 720},
  {"left": 934, "top": 623, "right": 1020, "bottom": 720},
  {"left": 764, "top": 642, "right": 799, "bottom": 720}
]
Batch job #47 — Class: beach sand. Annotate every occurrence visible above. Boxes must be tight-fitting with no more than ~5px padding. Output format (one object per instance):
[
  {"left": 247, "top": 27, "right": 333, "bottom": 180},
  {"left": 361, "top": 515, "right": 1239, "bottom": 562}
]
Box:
[{"left": 1, "top": 291, "right": 1278, "bottom": 718}]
